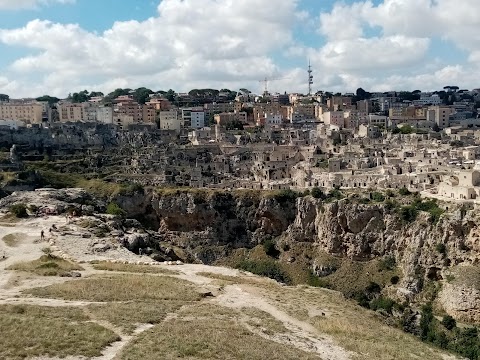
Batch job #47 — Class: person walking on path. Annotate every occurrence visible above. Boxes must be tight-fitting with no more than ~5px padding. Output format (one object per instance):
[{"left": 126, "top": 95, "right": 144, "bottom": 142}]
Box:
[{"left": 40, "top": 230, "right": 45, "bottom": 241}]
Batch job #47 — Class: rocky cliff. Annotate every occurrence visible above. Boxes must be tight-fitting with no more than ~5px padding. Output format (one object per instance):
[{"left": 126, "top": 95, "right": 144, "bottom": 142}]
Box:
[
  {"left": 3, "top": 187, "right": 479, "bottom": 322},
  {"left": 115, "top": 189, "right": 480, "bottom": 321}
]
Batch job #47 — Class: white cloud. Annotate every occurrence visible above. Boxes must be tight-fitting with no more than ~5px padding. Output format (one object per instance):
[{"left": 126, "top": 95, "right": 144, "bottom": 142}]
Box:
[
  {"left": 0, "top": 0, "right": 74, "bottom": 10},
  {"left": 0, "top": 0, "right": 298, "bottom": 97},
  {"left": 0, "top": 0, "right": 480, "bottom": 97},
  {"left": 313, "top": 36, "right": 430, "bottom": 72},
  {"left": 309, "top": 0, "right": 480, "bottom": 92}
]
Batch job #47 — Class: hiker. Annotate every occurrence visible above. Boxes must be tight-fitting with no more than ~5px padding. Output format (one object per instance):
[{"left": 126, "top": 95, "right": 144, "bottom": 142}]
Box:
[{"left": 40, "top": 230, "right": 45, "bottom": 241}]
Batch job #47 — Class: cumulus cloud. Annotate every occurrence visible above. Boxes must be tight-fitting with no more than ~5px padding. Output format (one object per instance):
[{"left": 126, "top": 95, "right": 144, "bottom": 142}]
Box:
[
  {"left": 310, "top": 0, "right": 480, "bottom": 91},
  {"left": 0, "top": 0, "right": 480, "bottom": 97},
  {"left": 0, "top": 0, "right": 74, "bottom": 10},
  {"left": 0, "top": 0, "right": 299, "bottom": 97}
]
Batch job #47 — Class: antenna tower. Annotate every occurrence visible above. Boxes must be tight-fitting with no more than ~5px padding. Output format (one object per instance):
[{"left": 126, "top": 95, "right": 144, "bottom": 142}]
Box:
[{"left": 308, "top": 60, "right": 313, "bottom": 95}]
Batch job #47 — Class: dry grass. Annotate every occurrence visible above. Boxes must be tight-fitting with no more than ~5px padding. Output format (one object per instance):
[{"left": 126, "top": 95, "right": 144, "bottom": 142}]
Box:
[
  {"left": 0, "top": 304, "right": 119, "bottom": 360},
  {"left": 26, "top": 274, "right": 202, "bottom": 302},
  {"left": 242, "top": 307, "right": 288, "bottom": 335},
  {"left": 86, "top": 300, "right": 186, "bottom": 334},
  {"left": 93, "top": 261, "right": 179, "bottom": 275},
  {"left": 120, "top": 316, "right": 320, "bottom": 360},
  {"left": 0, "top": 214, "right": 21, "bottom": 224},
  {"left": 2, "top": 233, "right": 24, "bottom": 247},
  {"left": 258, "top": 285, "right": 451, "bottom": 360},
  {"left": 197, "top": 272, "right": 266, "bottom": 285},
  {"left": 7, "top": 255, "right": 84, "bottom": 276},
  {"left": 323, "top": 258, "right": 398, "bottom": 294}
]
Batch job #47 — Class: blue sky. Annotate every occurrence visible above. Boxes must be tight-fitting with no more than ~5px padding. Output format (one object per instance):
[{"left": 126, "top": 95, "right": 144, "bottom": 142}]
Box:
[{"left": 0, "top": 0, "right": 478, "bottom": 97}]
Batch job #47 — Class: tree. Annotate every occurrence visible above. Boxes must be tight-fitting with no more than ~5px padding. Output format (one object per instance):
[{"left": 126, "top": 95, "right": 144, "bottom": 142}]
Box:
[
  {"left": 69, "top": 90, "right": 90, "bottom": 103},
  {"left": 133, "top": 87, "right": 153, "bottom": 104},
  {"left": 36, "top": 95, "right": 60, "bottom": 105},
  {"left": 0, "top": 94, "right": 9, "bottom": 102},
  {"left": 165, "top": 89, "right": 176, "bottom": 102}
]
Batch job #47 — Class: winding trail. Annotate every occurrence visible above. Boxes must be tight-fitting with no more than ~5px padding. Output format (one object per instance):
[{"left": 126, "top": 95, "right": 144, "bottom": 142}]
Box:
[{"left": 0, "top": 214, "right": 354, "bottom": 360}]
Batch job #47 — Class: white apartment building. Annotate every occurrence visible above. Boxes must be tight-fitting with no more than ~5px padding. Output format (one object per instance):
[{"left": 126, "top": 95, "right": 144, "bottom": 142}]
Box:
[
  {"left": 97, "top": 107, "right": 113, "bottom": 124},
  {"left": 191, "top": 110, "right": 205, "bottom": 129},
  {"left": 113, "top": 114, "right": 134, "bottom": 129},
  {"left": 0, "top": 103, "right": 43, "bottom": 124},
  {"left": 265, "top": 113, "right": 282, "bottom": 126},
  {"left": 159, "top": 110, "right": 181, "bottom": 132},
  {"left": 83, "top": 103, "right": 98, "bottom": 122},
  {"left": 181, "top": 108, "right": 204, "bottom": 129}
]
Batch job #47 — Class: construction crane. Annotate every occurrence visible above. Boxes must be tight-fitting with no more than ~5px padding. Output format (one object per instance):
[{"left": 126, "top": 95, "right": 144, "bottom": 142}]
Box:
[{"left": 259, "top": 76, "right": 287, "bottom": 96}]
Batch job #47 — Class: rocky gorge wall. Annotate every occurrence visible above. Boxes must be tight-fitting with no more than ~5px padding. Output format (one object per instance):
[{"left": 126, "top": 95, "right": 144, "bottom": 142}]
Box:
[{"left": 114, "top": 189, "right": 480, "bottom": 321}]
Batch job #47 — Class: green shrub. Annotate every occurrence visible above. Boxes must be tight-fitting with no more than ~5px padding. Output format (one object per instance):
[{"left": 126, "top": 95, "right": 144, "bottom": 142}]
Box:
[
  {"left": 379, "top": 256, "right": 396, "bottom": 271},
  {"left": 235, "top": 259, "right": 291, "bottom": 284},
  {"left": 385, "top": 189, "right": 396, "bottom": 198},
  {"left": 370, "top": 296, "right": 396, "bottom": 314},
  {"left": 399, "top": 187, "right": 412, "bottom": 196},
  {"left": 399, "top": 205, "right": 418, "bottom": 222},
  {"left": 311, "top": 187, "right": 324, "bottom": 199},
  {"left": 327, "top": 189, "right": 343, "bottom": 201},
  {"left": 273, "top": 189, "right": 299, "bottom": 203},
  {"left": 436, "top": 243, "right": 447, "bottom": 255},
  {"left": 358, "top": 197, "right": 371, "bottom": 204},
  {"left": 384, "top": 199, "right": 399, "bottom": 211},
  {"left": 420, "top": 303, "right": 434, "bottom": 341},
  {"left": 106, "top": 203, "right": 126, "bottom": 217},
  {"left": 263, "top": 239, "right": 280, "bottom": 258},
  {"left": 372, "top": 192, "right": 386, "bottom": 202},
  {"left": 307, "top": 271, "right": 331, "bottom": 288},
  {"left": 428, "top": 207, "right": 444, "bottom": 224},
  {"left": 9, "top": 203, "right": 28, "bottom": 218},
  {"left": 441, "top": 315, "right": 456, "bottom": 330}
]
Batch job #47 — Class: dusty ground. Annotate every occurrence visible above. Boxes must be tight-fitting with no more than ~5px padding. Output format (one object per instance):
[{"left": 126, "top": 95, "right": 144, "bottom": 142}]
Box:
[{"left": 0, "top": 214, "right": 460, "bottom": 360}]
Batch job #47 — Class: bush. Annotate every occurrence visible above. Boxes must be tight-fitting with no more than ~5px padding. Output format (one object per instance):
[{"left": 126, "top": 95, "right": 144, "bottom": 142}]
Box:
[
  {"left": 235, "top": 259, "right": 290, "bottom": 284},
  {"left": 420, "top": 303, "right": 434, "bottom": 341},
  {"left": 385, "top": 190, "right": 396, "bottom": 198},
  {"left": 399, "top": 205, "right": 418, "bottom": 222},
  {"left": 384, "top": 199, "right": 399, "bottom": 211},
  {"left": 327, "top": 189, "right": 343, "bottom": 201},
  {"left": 311, "top": 187, "right": 324, "bottom": 199},
  {"left": 399, "top": 187, "right": 412, "bottom": 196},
  {"left": 372, "top": 192, "right": 386, "bottom": 202},
  {"left": 106, "top": 202, "right": 126, "bottom": 217},
  {"left": 441, "top": 315, "right": 456, "bottom": 330},
  {"left": 263, "top": 239, "right": 280, "bottom": 258},
  {"left": 307, "top": 271, "right": 331, "bottom": 288},
  {"left": 370, "top": 296, "right": 396, "bottom": 314},
  {"left": 390, "top": 275, "right": 400, "bottom": 285},
  {"left": 379, "top": 256, "right": 396, "bottom": 271},
  {"left": 9, "top": 203, "right": 28, "bottom": 218},
  {"left": 273, "top": 189, "right": 299, "bottom": 204},
  {"left": 436, "top": 243, "right": 447, "bottom": 255}
]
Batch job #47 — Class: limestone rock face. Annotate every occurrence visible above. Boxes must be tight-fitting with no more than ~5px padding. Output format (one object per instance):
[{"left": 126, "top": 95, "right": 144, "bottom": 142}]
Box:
[
  {"left": 4, "top": 188, "right": 480, "bottom": 321},
  {"left": 439, "top": 282, "right": 480, "bottom": 323}
]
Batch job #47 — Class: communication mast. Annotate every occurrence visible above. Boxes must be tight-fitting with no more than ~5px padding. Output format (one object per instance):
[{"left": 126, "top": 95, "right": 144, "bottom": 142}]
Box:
[
  {"left": 259, "top": 77, "right": 285, "bottom": 96},
  {"left": 308, "top": 60, "right": 313, "bottom": 96}
]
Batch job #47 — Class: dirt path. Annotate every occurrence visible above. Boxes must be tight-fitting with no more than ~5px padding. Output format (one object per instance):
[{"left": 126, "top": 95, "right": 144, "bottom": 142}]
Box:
[
  {"left": 214, "top": 284, "right": 352, "bottom": 360},
  {"left": 0, "top": 215, "right": 353, "bottom": 360}
]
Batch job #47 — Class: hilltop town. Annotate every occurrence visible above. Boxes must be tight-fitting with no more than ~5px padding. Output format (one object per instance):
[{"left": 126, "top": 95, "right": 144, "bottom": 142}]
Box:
[{"left": 0, "top": 85, "right": 480, "bottom": 203}]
